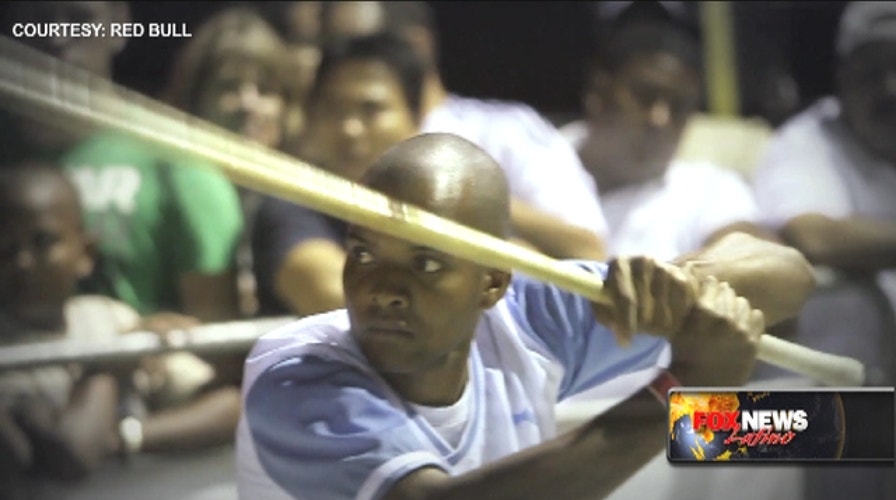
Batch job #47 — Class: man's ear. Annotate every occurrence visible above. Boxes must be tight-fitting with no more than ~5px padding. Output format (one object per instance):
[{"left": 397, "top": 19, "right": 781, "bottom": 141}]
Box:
[{"left": 480, "top": 269, "right": 511, "bottom": 308}]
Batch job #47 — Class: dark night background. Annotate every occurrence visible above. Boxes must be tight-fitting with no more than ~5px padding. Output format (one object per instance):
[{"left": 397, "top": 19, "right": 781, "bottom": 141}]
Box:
[{"left": 0, "top": 1, "right": 850, "bottom": 123}]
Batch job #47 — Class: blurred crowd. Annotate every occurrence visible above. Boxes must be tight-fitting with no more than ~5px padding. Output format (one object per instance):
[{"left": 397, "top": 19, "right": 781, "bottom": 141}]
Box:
[{"left": 0, "top": 1, "right": 893, "bottom": 499}]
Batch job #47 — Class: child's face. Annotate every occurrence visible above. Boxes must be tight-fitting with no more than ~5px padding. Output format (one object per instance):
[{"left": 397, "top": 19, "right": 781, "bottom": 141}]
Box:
[{"left": 0, "top": 178, "right": 93, "bottom": 333}]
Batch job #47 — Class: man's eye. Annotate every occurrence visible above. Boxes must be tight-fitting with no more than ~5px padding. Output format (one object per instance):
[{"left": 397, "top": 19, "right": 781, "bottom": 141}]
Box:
[
  {"left": 360, "top": 100, "right": 384, "bottom": 118},
  {"left": 415, "top": 256, "right": 443, "bottom": 274},
  {"left": 351, "top": 247, "right": 374, "bottom": 264}
]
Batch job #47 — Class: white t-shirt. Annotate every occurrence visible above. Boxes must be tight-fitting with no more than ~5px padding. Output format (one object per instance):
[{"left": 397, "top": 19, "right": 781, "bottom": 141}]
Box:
[
  {"left": 752, "top": 96, "right": 896, "bottom": 313},
  {"left": 561, "top": 120, "right": 760, "bottom": 262},
  {"left": 422, "top": 95, "right": 608, "bottom": 237},
  {"left": 0, "top": 295, "right": 139, "bottom": 410},
  {"left": 0, "top": 295, "right": 214, "bottom": 411},
  {"left": 600, "top": 160, "right": 760, "bottom": 261},
  {"left": 409, "top": 381, "right": 472, "bottom": 449},
  {"left": 236, "top": 262, "right": 669, "bottom": 500}
]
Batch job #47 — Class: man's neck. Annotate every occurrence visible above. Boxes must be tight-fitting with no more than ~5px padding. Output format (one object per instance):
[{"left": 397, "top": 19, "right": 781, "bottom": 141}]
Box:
[
  {"left": 383, "top": 346, "right": 470, "bottom": 407},
  {"left": 577, "top": 144, "right": 622, "bottom": 196}
]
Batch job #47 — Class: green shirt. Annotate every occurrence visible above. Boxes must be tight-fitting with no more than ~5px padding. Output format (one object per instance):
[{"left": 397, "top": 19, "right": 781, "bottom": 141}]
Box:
[{"left": 62, "top": 131, "right": 244, "bottom": 315}]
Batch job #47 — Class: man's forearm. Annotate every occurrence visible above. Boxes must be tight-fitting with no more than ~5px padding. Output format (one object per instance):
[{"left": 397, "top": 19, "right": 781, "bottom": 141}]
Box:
[
  {"left": 509, "top": 198, "right": 606, "bottom": 261},
  {"left": 141, "top": 386, "right": 241, "bottom": 453},
  {"left": 274, "top": 241, "right": 347, "bottom": 316},
  {"left": 674, "top": 232, "right": 816, "bottom": 326},
  {"left": 781, "top": 214, "right": 896, "bottom": 271},
  {"left": 28, "top": 374, "right": 120, "bottom": 480},
  {"left": 387, "top": 390, "right": 665, "bottom": 500}
]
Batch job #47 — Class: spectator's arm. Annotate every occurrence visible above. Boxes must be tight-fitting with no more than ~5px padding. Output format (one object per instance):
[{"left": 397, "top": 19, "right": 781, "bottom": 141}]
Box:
[
  {"left": 274, "top": 239, "right": 347, "bottom": 316},
  {"left": 704, "top": 221, "right": 780, "bottom": 246},
  {"left": 510, "top": 198, "right": 606, "bottom": 261},
  {"left": 781, "top": 214, "right": 896, "bottom": 272},
  {"left": 674, "top": 231, "right": 815, "bottom": 326},
  {"left": 15, "top": 373, "right": 119, "bottom": 481},
  {"left": 139, "top": 386, "right": 241, "bottom": 453}
]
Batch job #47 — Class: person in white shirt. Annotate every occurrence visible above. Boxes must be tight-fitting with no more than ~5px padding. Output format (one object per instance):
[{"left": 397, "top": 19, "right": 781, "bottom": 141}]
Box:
[
  {"left": 318, "top": 1, "right": 609, "bottom": 261},
  {"left": 751, "top": 5, "right": 896, "bottom": 498},
  {"left": 253, "top": 33, "right": 608, "bottom": 318},
  {"left": 0, "top": 159, "right": 240, "bottom": 497},
  {"left": 557, "top": 10, "right": 792, "bottom": 427},
  {"left": 561, "top": 14, "right": 766, "bottom": 263},
  {"left": 751, "top": 2, "right": 896, "bottom": 383}
]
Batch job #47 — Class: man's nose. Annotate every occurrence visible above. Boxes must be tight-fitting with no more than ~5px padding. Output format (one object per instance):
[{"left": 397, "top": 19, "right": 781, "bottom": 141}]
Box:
[
  {"left": 369, "top": 274, "right": 409, "bottom": 309},
  {"left": 239, "top": 84, "right": 263, "bottom": 109},
  {"left": 341, "top": 116, "right": 365, "bottom": 139}
]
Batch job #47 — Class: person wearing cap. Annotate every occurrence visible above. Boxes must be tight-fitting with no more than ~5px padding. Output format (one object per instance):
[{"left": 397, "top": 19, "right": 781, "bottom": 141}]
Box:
[
  {"left": 751, "top": 0, "right": 896, "bottom": 383},
  {"left": 749, "top": 33, "right": 896, "bottom": 500}
]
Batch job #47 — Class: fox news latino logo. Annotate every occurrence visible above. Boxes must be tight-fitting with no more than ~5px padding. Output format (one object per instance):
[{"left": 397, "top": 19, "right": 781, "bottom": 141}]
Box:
[
  {"left": 668, "top": 391, "right": 847, "bottom": 461},
  {"left": 693, "top": 408, "right": 809, "bottom": 446}
]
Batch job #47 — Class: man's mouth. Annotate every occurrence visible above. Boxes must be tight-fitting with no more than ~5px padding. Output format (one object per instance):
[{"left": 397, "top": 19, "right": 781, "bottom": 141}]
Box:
[{"left": 362, "top": 319, "right": 416, "bottom": 339}]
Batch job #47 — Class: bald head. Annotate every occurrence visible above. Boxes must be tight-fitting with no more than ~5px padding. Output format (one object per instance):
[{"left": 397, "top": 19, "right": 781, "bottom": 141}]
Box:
[{"left": 362, "top": 133, "right": 510, "bottom": 238}]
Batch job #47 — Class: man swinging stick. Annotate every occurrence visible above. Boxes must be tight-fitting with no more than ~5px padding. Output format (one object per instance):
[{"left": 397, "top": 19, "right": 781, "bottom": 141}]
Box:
[{"left": 236, "top": 132, "right": 815, "bottom": 500}]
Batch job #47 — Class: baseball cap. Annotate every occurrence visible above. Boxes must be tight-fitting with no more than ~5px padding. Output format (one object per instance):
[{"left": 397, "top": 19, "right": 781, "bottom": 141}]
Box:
[{"left": 836, "top": 2, "right": 896, "bottom": 57}]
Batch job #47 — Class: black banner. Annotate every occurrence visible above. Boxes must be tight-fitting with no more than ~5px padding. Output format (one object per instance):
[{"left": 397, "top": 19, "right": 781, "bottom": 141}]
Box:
[{"left": 666, "top": 388, "right": 895, "bottom": 462}]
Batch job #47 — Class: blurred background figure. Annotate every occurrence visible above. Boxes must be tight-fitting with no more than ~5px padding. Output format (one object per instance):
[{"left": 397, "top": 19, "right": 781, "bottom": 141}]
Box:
[
  {"left": 254, "top": 1, "right": 324, "bottom": 149},
  {"left": 163, "top": 6, "right": 289, "bottom": 157},
  {"left": 591, "top": 1, "right": 801, "bottom": 127},
  {"left": 162, "top": 6, "right": 293, "bottom": 318},
  {"left": 317, "top": 1, "right": 610, "bottom": 262},
  {"left": 752, "top": 1, "right": 896, "bottom": 383},
  {"left": 560, "top": 6, "right": 769, "bottom": 264},
  {"left": 555, "top": 7, "right": 814, "bottom": 498},
  {"left": 3, "top": 2, "right": 246, "bottom": 328},
  {"left": 320, "top": 0, "right": 386, "bottom": 44},
  {"left": 586, "top": 1, "right": 788, "bottom": 177},
  {"left": 0, "top": 161, "right": 120, "bottom": 500},
  {"left": 0, "top": 1, "right": 131, "bottom": 156},
  {"left": 752, "top": 5, "right": 896, "bottom": 497},
  {"left": 251, "top": 33, "right": 425, "bottom": 317},
  {"left": 556, "top": 0, "right": 796, "bottom": 420},
  {"left": 0, "top": 159, "right": 240, "bottom": 499},
  {"left": 0, "top": 5, "right": 252, "bottom": 497}
]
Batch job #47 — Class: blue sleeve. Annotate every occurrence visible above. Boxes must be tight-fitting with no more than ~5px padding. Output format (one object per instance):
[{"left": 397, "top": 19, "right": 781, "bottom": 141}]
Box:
[
  {"left": 244, "top": 355, "right": 447, "bottom": 500},
  {"left": 505, "top": 261, "right": 668, "bottom": 400}
]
